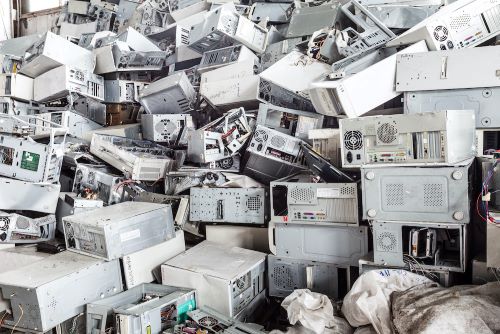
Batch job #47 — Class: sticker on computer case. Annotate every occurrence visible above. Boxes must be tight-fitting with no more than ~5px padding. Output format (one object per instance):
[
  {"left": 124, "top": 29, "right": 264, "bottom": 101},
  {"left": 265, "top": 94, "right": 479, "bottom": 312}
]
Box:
[{"left": 21, "top": 151, "right": 40, "bottom": 171}]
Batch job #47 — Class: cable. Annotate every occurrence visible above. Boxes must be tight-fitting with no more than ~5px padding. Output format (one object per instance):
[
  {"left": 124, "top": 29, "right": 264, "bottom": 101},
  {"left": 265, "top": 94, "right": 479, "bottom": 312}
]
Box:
[{"left": 10, "top": 305, "right": 23, "bottom": 334}]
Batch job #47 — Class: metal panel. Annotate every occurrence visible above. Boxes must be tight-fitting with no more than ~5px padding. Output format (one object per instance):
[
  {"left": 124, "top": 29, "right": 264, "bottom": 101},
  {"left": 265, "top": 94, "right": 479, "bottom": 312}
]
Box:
[
  {"left": 271, "top": 222, "right": 369, "bottom": 265},
  {"left": 372, "top": 221, "right": 467, "bottom": 272},
  {"left": 0, "top": 251, "right": 123, "bottom": 332},
  {"left": 87, "top": 283, "right": 196, "bottom": 334},
  {"left": 268, "top": 255, "right": 341, "bottom": 299},
  {"left": 190, "top": 187, "right": 268, "bottom": 224},
  {"left": 404, "top": 87, "right": 500, "bottom": 128},
  {"left": 396, "top": 46, "right": 500, "bottom": 92},
  {"left": 362, "top": 162, "right": 473, "bottom": 223},
  {"left": 63, "top": 202, "right": 176, "bottom": 260},
  {"left": 339, "top": 110, "right": 476, "bottom": 167}
]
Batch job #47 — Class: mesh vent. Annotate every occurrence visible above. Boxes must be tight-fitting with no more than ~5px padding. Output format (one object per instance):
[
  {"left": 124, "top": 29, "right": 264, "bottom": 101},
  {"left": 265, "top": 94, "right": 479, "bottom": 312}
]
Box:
[
  {"left": 377, "top": 232, "right": 397, "bottom": 252},
  {"left": 273, "top": 265, "right": 293, "bottom": 288},
  {"left": 423, "top": 184, "right": 444, "bottom": 207},
  {"left": 246, "top": 196, "right": 262, "bottom": 211},
  {"left": 270, "top": 135, "right": 286, "bottom": 148},
  {"left": 377, "top": 123, "right": 397, "bottom": 144},
  {"left": 290, "top": 188, "right": 315, "bottom": 202},
  {"left": 340, "top": 186, "right": 355, "bottom": 196},
  {"left": 449, "top": 14, "right": 471, "bottom": 30},
  {"left": 385, "top": 184, "right": 404, "bottom": 207},
  {"left": 343, "top": 130, "right": 363, "bottom": 150}
]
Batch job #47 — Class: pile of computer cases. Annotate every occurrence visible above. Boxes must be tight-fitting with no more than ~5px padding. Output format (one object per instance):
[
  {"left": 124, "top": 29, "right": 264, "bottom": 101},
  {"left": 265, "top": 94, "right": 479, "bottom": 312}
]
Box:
[{"left": 0, "top": 0, "right": 500, "bottom": 332}]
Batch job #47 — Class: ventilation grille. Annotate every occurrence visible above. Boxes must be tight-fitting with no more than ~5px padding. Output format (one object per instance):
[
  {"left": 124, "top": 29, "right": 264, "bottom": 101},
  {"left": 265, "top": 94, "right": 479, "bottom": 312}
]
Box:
[
  {"left": 344, "top": 130, "right": 363, "bottom": 150},
  {"left": 340, "top": 185, "right": 356, "bottom": 196},
  {"left": 423, "top": 184, "right": 444, "bottom": 207},
  {"left": 385, "top": 184, "right": 404, "bottom": 207},
  {"left": 273, "top": 265, "right": 293, "bottom": 288},
  {"left": 377, "top": 123, "right": 397, "bottom": 144},
  {"left": 377, "top": 232, "right": 397, "bottom": 252},
  {"left": 290, "top": 188, "right": 315, "bottom": 202},
  {"left": 270, "top": 135, "right": 286, "bottom": 149},
  {"left": 246, "top": 196, "right": 262, "bottom": 211}
]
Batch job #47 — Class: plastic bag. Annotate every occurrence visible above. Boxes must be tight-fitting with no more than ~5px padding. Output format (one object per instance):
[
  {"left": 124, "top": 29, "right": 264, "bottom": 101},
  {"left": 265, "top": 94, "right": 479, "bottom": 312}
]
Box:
[{"left": 341, "top": 269, "right": 432, "bottom": 334}]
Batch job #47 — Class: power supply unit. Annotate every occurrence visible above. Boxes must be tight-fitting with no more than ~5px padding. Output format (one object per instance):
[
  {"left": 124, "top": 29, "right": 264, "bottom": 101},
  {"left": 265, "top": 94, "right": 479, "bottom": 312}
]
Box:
[
  {"left": 0, "top": 73, "right": 34, "bottom": 102},
  {"left": 404, "top": 88, "right": 500, "bottom": 129},
  {"left": 188, "top": 4, "right": 268, "bottom": 54},
  {"left": 90, "top": 134, "right": 176, "bottom": 181},
  {"left": 72, "top": 163, "right": 128, "bottom": 205},
  {"left": 138, "top": 72, "right": 196, "bottom": 114},
  {"left": 0, "top": 130, "right": 67, "bottom": 183},
  {"left": 387, "top": 0, "right": 500, "bottom": 51},
  {"left": 396, "top": 46, "right": 500, "bottom": 92},
  {"left": 285, "top": 3, "right": 340, "bottom": 38},
  {"left": 256, "top": 103, "right": 324, "bottom": 142},
  {"left": 121, "top": 230, "right": 186, "bottom": 289},
  {"left": 189, "top": 187, "right": 268, "bottom": 224},
  {"left": 0, "top": 251, "right": 123, "bottom": 333},
  {"left": 188, "top": 307, "right": 265, "bottom": 334},
  {"left": 104, "top": 79, "right": 148, "bottom": 103},
  {"left": 372, "top": 221, "right": 467, "bottom": 272},
  {"left": 361, "top": 159, "right": 473, "bottom": 223},
  {"left": 270, "top": 222, "right": 369, "bottom": 265},
  {"left": 0, "top": 211, "right": 55, "bottom": 244},
  {"left": 63, "top": 201, "right": 176, "bottom": 260},
  {"left": 0, "top": 177, "right": 60, "bottom": 213},
  {"left": 309, "top": 41, "right": 428, "bottom": 118},
  {"left": 339, "top": 110, "right": 476, "bottom": 167},
  {"left": 94, "top": 43, "right": 168, "bottom": 74},
  {"left": 162, "top": 241, "right": 266, "bottom": 317},
  {"left": 243, "top": 125, "right": 307, "bottom": 183},
  {"left": 198, "top": 44, "right": 258, "bottom": 73},
  {"left": 308, "top": 129, "right": 341, "bottom": 167},
  {"left": 141, "top": 113, "right": 194, "bottom": 144},
  {"left": 268, "top": 254, "right": 353, "bottom": 299},
  {"left": 270, "top": 172, "right": 359, "bottom": 226},
  {"left": 55, "top": 193, "right": 103, "bottom": 233},
  {"left": 87, "top": 283, "right": 196, "bottom": 334}
]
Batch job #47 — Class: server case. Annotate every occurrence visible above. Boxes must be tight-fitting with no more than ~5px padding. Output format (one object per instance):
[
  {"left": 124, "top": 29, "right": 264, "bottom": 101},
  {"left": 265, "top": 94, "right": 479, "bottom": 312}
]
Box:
[
  {"left": 404, "top": 87, "right": 500, "bottom": 128},
  {"left": 268, "top": 255, "right": 347, "bottom": 299},
  {"left": 339, "top": 110, "right": 476, "bottom": 167},
  {"left": 387, "top": 0, "right": 500, "bottom": 51},
  {"left": 0, "top": 177, "right": 60, "bottom": 213},
  {"left": 141, "top": 113, "right": 194, "bottom": 144},
  {"left": 396, "top": 46, "right": 500, "bottom": 92},
  {"left": 361, "top": 159, "right": 473, "bottom": 222},
  {"left": 243, "top": 125, "right": 307, "bottom": 183},
  {"left": 63, "top": 202, "right": 175, "bottom": 260},
  {"left": 20, "top": 32, "right": 95, "bottom": 78},
  {"left": 372, "top": 221, "right": 467, "bottom": 272},
  {"left": 271, "top": 173, "right": 359, "bottom": 226},
  {"left": 162, "top": 241, "right": 266, "bottom": 318},
  {"left": 0, "top": 251, "right": 122, "bottom": 332},
  {"left": 138, "top": 72, "right": 196, "bottom": 114},
  {"left": 121, "top": 230, "right": 186, "bottom": 289},
  {"left": 309, "top": 41, "right": 428, "bottom": 118},
  {"left": 190, "top": 187, "right": 268, "bottom": 225},
  {"left": 269, "top": 222, "right": 369, "bottom": 265},
  {"left": 90, "top": 134, "right": 176, "bottom": 181},
  {"left": 87, "top": 283, "right": 196, "bottom": 334}
]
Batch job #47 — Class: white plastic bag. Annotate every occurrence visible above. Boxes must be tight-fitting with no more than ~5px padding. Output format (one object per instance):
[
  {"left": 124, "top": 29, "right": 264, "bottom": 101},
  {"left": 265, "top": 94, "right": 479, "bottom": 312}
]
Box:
[
  {"left": 341, "top": 270, "right": 432, "bottom": 334},
  {"left": 275, "top": 289, "right": 353, "bottom": 334}
]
